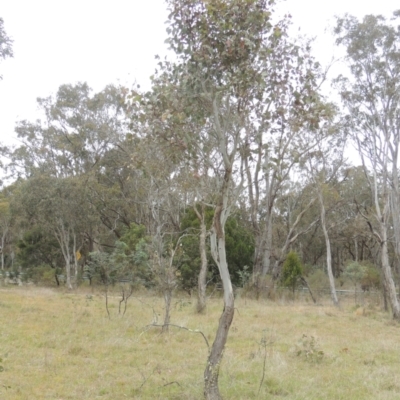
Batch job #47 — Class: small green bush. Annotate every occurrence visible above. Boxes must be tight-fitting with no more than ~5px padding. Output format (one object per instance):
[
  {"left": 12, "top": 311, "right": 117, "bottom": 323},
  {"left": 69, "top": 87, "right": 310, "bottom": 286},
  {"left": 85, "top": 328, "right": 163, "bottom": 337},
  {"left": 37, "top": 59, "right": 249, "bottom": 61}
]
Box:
[
  {"left": 281, "top": 251, "right": 303, "bottom": 295},
  {"left": 26, "top": 265, "right": 57, "bottom": 286}
]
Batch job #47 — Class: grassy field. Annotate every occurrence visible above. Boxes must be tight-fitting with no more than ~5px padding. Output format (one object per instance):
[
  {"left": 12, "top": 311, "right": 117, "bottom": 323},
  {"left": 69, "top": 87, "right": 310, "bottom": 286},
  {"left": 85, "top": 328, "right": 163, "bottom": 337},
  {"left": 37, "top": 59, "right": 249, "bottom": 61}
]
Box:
[{"left": 0, "top": 286, "right": 399, "bottom": 399}]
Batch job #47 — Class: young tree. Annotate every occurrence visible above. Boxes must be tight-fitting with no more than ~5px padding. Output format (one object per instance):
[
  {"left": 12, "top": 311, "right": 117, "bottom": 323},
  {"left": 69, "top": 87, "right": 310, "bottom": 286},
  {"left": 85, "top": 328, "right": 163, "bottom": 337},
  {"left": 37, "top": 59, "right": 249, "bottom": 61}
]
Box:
[
  {"left": 344, "top": 261, "right": 366, "bottom": 304},
  {"left": 306, "top": 131, "right": 346, "bottom": 307},
  {"left": 281, "top": 251, "right": 303, "bottom": 296},
  {"left": 334, "top": 12, "right": 400, "bottom": 319}
]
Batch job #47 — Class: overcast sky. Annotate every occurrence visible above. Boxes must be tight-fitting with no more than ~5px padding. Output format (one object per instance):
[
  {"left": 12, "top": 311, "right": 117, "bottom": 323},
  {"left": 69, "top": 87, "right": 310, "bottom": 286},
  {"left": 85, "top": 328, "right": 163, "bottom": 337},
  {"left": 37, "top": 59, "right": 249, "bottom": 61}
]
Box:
[{"left": 0, "top": 0, "right": 397, "bottom": 147}]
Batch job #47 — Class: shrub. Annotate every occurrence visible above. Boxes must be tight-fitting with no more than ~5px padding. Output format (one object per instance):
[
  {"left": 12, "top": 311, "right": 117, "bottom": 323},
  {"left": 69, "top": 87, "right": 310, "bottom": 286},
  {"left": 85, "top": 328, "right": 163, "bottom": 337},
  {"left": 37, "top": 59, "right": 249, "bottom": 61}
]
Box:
[
  {"left": 281, "top": 251, "right": 303, "bottom": 295},
  {"left": 295, "top": 334, "right": 324, "bottom": 363},
  {"left": 25, "top": 265, "right": 57, "bottom": 286}
]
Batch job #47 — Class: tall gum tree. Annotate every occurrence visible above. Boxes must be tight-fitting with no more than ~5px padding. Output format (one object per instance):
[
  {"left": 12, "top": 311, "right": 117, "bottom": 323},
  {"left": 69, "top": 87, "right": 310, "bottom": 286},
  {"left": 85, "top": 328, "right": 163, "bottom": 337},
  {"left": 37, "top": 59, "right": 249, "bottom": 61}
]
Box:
[
  {"left": 241, "top": 23, "right": 334, "bottom": 290},
  {"left": 139, "top": 1, "right": 280, "bottom": 397},
  {"left": 334, "top": 11, "right": 400, "bottom": 319}
]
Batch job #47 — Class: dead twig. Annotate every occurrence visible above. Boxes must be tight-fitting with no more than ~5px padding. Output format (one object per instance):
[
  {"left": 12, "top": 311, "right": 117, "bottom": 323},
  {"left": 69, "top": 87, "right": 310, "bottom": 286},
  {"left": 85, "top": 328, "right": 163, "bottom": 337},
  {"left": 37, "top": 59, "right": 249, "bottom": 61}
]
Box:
[
  {"left": 257, "top": 329, "right": 276, "bottom": 397},
  {"left": 163, "top": 381, "right": 181, "bottom": 387},
  {"left": 144, "top": 323, "right": 210, "bottom": 351}
]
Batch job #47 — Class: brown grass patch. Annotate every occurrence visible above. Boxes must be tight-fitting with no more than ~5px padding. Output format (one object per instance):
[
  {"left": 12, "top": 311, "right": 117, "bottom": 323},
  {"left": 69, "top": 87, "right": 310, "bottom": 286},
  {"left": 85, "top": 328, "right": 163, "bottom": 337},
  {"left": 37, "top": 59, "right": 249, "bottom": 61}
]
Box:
[{"left": 0, "top": 286, "right": 398, "bottom": 399}]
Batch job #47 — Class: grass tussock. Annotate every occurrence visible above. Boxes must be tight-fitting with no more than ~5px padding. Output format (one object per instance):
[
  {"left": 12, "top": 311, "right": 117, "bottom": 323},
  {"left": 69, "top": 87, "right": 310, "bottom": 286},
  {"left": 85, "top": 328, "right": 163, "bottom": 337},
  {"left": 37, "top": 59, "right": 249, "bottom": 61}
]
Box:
[{"left": 0, "top": 286, "right": 399, "bottom": 399}]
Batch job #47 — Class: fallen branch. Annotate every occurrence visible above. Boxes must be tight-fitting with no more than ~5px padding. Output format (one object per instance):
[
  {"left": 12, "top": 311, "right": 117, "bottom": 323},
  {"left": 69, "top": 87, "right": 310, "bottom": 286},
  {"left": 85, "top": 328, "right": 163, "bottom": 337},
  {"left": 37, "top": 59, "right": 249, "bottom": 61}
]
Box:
[
  {"left": 144, "top": 323, "right": 210, "bottom": 351},
  {"left": 163, "top": 381, "right": 181, "bottom": 387},
  {"left": 300, "top": 277, "right": 317, "bottom": 304}
]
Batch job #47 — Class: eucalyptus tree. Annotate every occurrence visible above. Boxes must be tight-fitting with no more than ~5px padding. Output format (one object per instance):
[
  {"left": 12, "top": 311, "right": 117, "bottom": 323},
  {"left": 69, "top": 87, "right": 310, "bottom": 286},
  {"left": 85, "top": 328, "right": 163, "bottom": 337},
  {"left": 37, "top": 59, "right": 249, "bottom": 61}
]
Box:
[
  {"left": 269, "top": 178, "right": 319, "bottom": 280},
  {"left": 128, "top": 0, "right": 286, "bottom": 397},
  {"left": 305, "top": 131, "right": 347, "bottom": 307},
  {"left": 11, "top": 175, "right": 88, "bottom": 289},
  {"left": 334, "top": 11, "right": 400, "bottom": 319},
  {"left": 7, "top": 83, "right": 126, "bottom": 178},
  {"left": 240, "top": 20, "right": 334, "bottom": 290},
  {"left": 4, "top": 83, "right": 127, "bottom": 287},
  {"left": 121, "top": 104, "right": 190, "bottom": 328}
]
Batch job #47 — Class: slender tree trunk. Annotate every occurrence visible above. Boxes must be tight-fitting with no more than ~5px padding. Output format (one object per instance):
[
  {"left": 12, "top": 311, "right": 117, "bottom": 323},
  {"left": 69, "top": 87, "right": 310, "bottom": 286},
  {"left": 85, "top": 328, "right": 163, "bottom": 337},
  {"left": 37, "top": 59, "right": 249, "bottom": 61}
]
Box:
[
  {"left": 204, "top": 293, "right": 234, "bottom": 399},
  {"left": 319, "top": 193, "right": 339, "bottom": 307},
  {"left": 380, "top": 225, "right": 400, "bottom": 319},
  {"left": 300, "top": 277, "right": 316, "bottom": 304},
  {"left": 65, "top": 258, "right": 72, "bottom": 290},
  {"left": 390, "top": 192, "right": 400, "bottom": 290},
  {"left": 73, "top": 232, "right": 79, "bottom": 287},
  {"left": 354, "top": 237, "right": 358, "bottom": 262},
  {"left": 371, "top": 158, "right": 400, "bottom": 319},
  {"left": 252, "top": 232, "right": 266, "bottom": 299},
  {"left": 197, "top": 212, "right": 208, "bottom": 313},
  {"left": 204, "top": 226, "right": 234, "bottom": 400},
  {"left": 55, "top": 222, "right": 73, "bottom": 290},
  {"left": 382, "top": 277, "right": 389, "bottom": 312},
  {"left": 252, "top": 234, "right": 263, "bottom": 280},
  {"left": 1, "top": 226, "right": 8, "bottom": 271},
  {"left": 162, "top": 288, "right": 172, "bottom": 333},
  {"left": 204, "top": 163, "right": 235, "bottom": 399},
  {"left": 261, "top": 212, "right": 273, "bottom": 277}
]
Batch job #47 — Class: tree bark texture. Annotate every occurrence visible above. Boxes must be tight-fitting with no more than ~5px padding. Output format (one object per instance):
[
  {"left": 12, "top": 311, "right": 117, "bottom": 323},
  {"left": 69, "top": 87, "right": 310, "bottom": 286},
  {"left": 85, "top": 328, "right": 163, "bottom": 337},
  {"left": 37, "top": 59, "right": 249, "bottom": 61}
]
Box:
[
  {"left": 204, "top": 301, "right": 234, "bottom": 400},
  {"left": 204, "top": 227, "right": 234, "bottom": 400},
  {"left": 162, "top": 289, "right": 172, "bottom": 333},
  {"left": 204, "top": 168, "right": 235, "bottom": 399},
  {"left": 379, "top": 225, "right": 400, "bottom": 319}
]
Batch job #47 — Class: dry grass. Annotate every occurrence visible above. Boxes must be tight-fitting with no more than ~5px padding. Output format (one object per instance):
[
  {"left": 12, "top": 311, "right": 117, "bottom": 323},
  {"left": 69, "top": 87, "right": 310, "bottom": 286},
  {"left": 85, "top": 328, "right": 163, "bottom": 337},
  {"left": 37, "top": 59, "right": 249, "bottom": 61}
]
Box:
[{"left": 0, "top": 286, "right": 399, "bottom": 399}]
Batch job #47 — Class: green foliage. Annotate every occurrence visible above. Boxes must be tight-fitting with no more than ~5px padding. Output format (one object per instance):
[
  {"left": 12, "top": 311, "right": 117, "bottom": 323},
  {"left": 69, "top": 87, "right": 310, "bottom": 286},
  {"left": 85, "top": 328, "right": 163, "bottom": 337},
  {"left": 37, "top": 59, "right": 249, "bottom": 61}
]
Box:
[
  {"left": 225, "top": 217, "right": 255, "bottom": 285},
  {"left": 361, "top": 264, "right": 381, "bottom": 291},
  {"left": 344, "top": 261, "right": 380, "bottom": 291},
  {"left": 180, "top": 206, "right": 214, "bottom": 232},
  {"left": 24, "top": 265, "right": 58, "bottom": 286},
  {"left": 119, "top": 223, "right": 152, "bottom": 285},
  {"left": 85, "top": 223, "right": 151, "bottom": 287},
  {"left": 281, "top": 251, "right": 303, "bottom": 294},
  {"left": 179, "top": 209, "right": 254, "bottom": 288},
  {"left": 344, "top": 262, "right": 366, "bottom": 287},
  {"left": 306, "top": 269, "right": 330, "bottom": 293},
  {"left": 16, "top": 227, "right": 63, "bottom": 270},
  {"left": 237, "top": 265, "right": 251, "bottom": 288},
  {"left": 344, "top": 261, "right": 372, "bottom": 304},
  {"left": 166, "top": 0, "right": 276, "bottom": 90}
]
